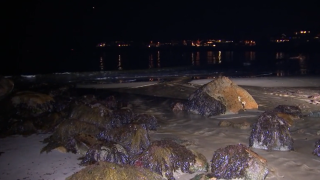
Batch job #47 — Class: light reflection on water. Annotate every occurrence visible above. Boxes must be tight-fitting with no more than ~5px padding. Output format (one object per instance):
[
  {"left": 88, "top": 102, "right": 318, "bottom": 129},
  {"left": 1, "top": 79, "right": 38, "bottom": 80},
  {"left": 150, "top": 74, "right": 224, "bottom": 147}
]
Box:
[
  {"left": 118, "top": 55, "right": 122, "bottom": 70},
  {"left": 98, "top": 51, "right": 320, "bottom": 76},
  {"left": 157, "top": 51, "right": 160, "bottom": 68}
]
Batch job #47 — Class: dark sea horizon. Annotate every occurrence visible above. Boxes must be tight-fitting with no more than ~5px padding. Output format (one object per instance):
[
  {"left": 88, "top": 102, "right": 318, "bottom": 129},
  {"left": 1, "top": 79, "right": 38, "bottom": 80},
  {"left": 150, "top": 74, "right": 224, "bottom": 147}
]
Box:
[{"left": 3, "top": 48, "right": 320, "bottom": 82}]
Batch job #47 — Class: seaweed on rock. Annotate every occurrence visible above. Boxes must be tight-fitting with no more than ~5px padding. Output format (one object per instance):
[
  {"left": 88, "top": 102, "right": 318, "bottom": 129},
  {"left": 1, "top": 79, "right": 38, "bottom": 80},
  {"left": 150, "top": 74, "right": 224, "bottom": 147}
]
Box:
[
  {"left": 249, "top": 111, "right": 294, "bottom": 151},
  {"left": 66, "top": 162, "right": 166, "bottom": 180},
  {"left": 133, "top": 140, "right": 206, "bottom": 180},
  {"left": 80, "top": 142, "right": 129, "bottom": 166},
  {"left": 69, "top": 104, "right": 112, "bottom": 129},
  {"left": 41, "top": 119, "right": 104, "bottom": 153},
  {"left": 11, "top": 91, "right": 55, "bottom": 117},
  {"left": 211, "top": 144, "right": 268, "bottom": 180},
  {"left": 99, "top": 124, "right": 150, "bottom": 158}
]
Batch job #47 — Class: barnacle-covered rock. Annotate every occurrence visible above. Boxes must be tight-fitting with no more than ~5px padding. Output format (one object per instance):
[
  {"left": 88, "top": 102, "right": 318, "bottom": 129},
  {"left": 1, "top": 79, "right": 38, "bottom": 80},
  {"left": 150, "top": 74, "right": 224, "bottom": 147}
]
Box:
[
  {"left": 249, "top": 111, "right": 294, "bottom": 151},
  {"left": 80, "top": 142, "right": 129, "bottom": 165},
  {"left": 99, "top": 124, "right": 150, "bottom": 157},
  {"left": 110, "top": 108, "right": 135, "bottom": 127},
  {"left": 210, "top": 144, "right": 268, "bottom": 180},
  {"left": 10, "top": 91, "right": 54, "bottom": 117},
  {"left": 133, "top": 114, "right": 158, "bottom": 130},
  {"left": 41, "top": 119, "right": 103, "bottom": 153},
  {"left": 133, "top": 140, "right": 207, "bottom": 180},
  {"left": 312, "top": 139, "right": 320, "bottom": 157},
  {"left": 0, "top": 77, "right": 14, "bottom": 100},
  {"left": 185, "top": 89, "right": 226, "bottom": 116},
  {"left": 66, "top": 162, "right": 166, "bottom": 180},
  {"left": 69, "top": 104, "right": 111, "bottom": 128},
  {"left": 184, "top": 76, "right": 258, "bottom": 116}
]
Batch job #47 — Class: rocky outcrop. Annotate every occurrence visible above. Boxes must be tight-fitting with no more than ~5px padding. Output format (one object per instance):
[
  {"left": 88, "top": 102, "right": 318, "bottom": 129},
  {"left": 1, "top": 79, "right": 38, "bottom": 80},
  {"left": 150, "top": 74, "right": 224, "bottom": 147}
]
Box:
[
  {"left": 183, "top": 76, "right": 258, "bottom": 116},
  {"left": 133, "top": 140, "right": 208, "bottom": 180},
  {"left": 210, "top": 144, "right": 268, "bottom": 180},
  {"left": 249, "top": 111, "right": 294, "bottom": 151}
]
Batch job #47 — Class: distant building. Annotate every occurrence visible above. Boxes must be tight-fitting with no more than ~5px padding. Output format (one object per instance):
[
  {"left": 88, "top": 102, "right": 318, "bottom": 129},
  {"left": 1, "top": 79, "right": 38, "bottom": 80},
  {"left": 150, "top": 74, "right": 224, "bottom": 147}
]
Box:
[
  {"left": 239, "top": 40, "right": 256, "bottom": 46},
  {"left": 96, "top": 42, "right": 106, "bottom": 47},
  {"left": 290, "top": 30, "right": 312, "bottom": 42}
]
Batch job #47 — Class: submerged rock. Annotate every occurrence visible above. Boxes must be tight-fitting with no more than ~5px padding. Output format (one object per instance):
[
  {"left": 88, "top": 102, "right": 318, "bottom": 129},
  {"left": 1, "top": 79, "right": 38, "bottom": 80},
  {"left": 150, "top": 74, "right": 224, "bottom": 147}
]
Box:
[
  {"left": 66, "top": 162, "right": 166, "bottom": 180},
  {"left": 249, "top": 111, "right": 294, "bottom": 151},
  {"left": 273, "top": 105, "right": 301, "bottom": 126},
  {"left": 210, "top": 144, "right": 268, "bottom": 180},
  {"left": 133, "top": 140, "right": 208, "bottom": 180},
  {"left": 184, "top": 76, "right": 258, "bottom": 116},
  {"left": 312, "top": 139, "right": 320, "bottom": 157},
  {"left": 273, "top": 105, "right": 302, "bottom": 117}
]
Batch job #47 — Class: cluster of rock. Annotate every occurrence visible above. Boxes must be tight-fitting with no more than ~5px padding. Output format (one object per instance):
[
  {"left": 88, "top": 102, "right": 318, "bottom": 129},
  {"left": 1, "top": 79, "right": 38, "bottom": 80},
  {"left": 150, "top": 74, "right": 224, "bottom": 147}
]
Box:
[
  {"left": 0, "top": 83, "right": 209, "bottom": 180},
  {"left": 171, "top": 76, "right": 320, "bottom": 178},
  {"left": 2, "top": 75, "right": 320, "bottom": 179}
]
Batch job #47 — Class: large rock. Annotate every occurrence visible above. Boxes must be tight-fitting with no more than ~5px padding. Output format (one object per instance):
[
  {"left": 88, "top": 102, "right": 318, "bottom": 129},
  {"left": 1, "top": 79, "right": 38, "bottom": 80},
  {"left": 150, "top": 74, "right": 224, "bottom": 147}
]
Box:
[
  {"left": 66, "top": 162, "right": 166, "bottom": 180},
  {"left": 249, "top": 111, "right": 294, "bottom": 151},
  {"left": 0, "top": 77, "right": 14, "bottom": 100},
  {"left": 133, "top": 140, "right": 208, "bottom": 180},
  {"left": 210, "top": 144, "right": 268, "bottom": 180},
  {"left": 10, "top": 91, "right": 54, "bottom": 117},
  {"left": 185, "top": 76, "right": 258, "bottom": 116}
]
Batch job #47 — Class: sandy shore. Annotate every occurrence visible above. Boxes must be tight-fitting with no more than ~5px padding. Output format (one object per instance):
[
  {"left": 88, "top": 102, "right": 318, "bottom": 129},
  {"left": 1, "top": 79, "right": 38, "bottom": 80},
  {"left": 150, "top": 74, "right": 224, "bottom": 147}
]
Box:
[{"left": 1, "top": 76, "right": 320, "bottom": 180}]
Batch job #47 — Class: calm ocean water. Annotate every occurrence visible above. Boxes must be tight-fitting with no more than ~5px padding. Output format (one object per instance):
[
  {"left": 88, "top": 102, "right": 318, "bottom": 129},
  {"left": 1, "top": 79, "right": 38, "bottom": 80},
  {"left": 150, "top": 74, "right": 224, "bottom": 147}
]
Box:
[{"left": 4, "top": 49, "right": 320, "bottom": 77}]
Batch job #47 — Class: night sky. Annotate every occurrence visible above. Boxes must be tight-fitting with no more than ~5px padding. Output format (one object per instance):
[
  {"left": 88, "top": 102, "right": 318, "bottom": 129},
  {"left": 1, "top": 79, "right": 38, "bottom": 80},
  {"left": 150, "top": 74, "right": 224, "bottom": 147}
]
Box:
[{"left": 5, "top": 1, "right": 320, "bottom": 50}]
